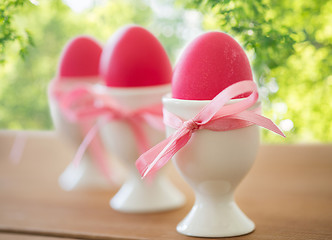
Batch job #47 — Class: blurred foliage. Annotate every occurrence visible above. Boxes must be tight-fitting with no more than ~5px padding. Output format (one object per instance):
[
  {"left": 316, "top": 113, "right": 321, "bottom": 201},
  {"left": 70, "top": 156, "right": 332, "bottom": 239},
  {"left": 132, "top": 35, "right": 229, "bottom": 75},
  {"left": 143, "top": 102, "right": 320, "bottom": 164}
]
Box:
[
  {"left": 0, "top": 0, "right": 34, "bottom": 63},
  {"left": 0, "top": 0, "right": 331, "bottom": 143},
  {"left": 181, "top": 0, "right": 332, "bottom": 142},
  {"left": 0, "top": 0, "right": 152, "bottom": 129}
]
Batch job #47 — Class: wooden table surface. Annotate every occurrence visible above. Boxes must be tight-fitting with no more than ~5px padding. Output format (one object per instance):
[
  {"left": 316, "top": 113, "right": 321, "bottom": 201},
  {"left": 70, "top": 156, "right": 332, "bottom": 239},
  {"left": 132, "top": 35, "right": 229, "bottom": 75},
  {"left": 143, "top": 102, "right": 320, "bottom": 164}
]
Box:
[{"left": 0, "top": 130, "right": 331, "bottom": 240}]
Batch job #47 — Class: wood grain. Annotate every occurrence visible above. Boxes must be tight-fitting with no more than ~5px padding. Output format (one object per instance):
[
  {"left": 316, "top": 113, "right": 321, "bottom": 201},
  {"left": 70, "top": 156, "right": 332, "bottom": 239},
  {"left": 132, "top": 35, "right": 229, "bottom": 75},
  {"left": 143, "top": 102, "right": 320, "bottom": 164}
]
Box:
[
  {"left": 0, "top": 130, "right": 331, "bottom": 240},
  {"left": 0, "top": 232, "right": 77, "bottom": 240}
]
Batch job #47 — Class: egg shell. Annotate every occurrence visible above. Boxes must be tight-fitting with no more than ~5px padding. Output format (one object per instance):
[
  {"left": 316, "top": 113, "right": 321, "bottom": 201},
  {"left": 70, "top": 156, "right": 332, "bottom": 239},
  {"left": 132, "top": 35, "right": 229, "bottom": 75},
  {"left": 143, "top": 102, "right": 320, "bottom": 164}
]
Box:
[
  {"left": 58, "top": 36, "right": 102, "bottom": 79},
  {"left": 172, "top": 32, "right": 253, "bottom": 100},
  {"left": 100, "top": 25, "right": 172, "bottom": 87}
]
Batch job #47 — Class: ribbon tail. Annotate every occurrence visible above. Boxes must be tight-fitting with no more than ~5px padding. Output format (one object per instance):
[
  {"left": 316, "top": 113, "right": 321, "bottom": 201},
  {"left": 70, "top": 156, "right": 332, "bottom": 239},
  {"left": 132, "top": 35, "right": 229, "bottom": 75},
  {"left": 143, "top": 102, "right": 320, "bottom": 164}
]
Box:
[
  {"left": 136, "top": 138, "right": 171, "bottom": 178},
  {"left": 128, "top": 119, "right": 151, "bottom": 154},
  {"left": 74, "top": 121, "right": 100, "bottom": 167},
  {"left": 73, "top": 118, "right": 111, "bottom": 179},
  {"left": 136, "top": 127, "right": 192, "bottom": 178},
  {"left": 86, "top": 130, "right": 112, "bottom": 181},
  {"left": 235, "top": 111, "right": 285, "bottom": 137}
]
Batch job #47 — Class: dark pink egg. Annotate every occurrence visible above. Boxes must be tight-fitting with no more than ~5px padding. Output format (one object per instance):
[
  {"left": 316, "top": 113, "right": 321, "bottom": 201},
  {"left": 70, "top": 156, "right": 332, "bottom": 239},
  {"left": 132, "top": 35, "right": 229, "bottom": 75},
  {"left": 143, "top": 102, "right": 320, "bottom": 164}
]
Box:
[
  {"left": 58, "top": 36, "right": 102, "bottom": 79},
  {"left": 100, "top": 25, "right": 172, "bottom": 87},
  {"left": 172, "top": 32, "right": 253, "bottom": 100}
]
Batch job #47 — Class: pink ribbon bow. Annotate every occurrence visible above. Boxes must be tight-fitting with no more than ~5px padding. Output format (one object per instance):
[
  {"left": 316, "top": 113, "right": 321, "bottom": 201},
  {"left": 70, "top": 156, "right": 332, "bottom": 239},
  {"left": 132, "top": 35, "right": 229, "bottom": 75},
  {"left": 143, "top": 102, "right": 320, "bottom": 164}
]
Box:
[
  {"left": 54, "top": 84, "right": 165, "bottom": 177},
  {"left": 51, "top": 82, "right": 111, "bottom": 180},
  {"left": 136, "top": 80, "right": 285, "bottom": 178}
]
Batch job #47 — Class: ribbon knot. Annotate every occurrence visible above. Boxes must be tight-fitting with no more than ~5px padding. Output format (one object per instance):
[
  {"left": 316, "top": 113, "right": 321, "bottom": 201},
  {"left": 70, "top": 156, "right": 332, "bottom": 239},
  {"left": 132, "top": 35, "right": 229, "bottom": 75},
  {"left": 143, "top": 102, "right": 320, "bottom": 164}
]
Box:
[
  {"left": 52, "top": 83, "right": 165, "bottom": 180},
  {"left": 183, "top": 119, "right": 199, "bottom": 131},
  {"left": 136, "top": 80, "right": 285, "bottom": 178}
]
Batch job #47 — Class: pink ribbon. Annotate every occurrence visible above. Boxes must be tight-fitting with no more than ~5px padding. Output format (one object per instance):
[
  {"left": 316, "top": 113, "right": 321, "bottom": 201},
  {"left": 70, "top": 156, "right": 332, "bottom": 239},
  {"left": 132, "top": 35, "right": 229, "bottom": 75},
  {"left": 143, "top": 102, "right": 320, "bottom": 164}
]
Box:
[
  {"left": 51, "top": 82, "right": 111, "bottom": 180},
  {"left": 52, "top": 83, "right": 165, "bottom": 178},
  {"left": 136, "top": 80, "right": 285, "bottom": 178}
]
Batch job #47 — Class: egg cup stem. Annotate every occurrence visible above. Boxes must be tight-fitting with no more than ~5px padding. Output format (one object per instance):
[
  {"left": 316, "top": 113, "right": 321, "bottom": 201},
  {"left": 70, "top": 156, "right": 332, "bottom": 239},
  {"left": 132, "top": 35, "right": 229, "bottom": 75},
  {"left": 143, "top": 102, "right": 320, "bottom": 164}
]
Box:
[
  {"left": 58, "top": 155, "right": 110, "bottom": 191},
  {"left": 110, "top": 167, "right": 185, "bottom": 213},
  {"left": 177, "top": 192, "right": 254, "bottom": 237}
]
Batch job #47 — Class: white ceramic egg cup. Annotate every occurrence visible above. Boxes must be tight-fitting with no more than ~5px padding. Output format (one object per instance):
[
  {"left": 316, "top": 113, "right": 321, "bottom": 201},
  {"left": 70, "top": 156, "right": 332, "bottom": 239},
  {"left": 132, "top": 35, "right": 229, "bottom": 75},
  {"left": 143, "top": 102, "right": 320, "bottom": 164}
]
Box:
[
  {"left": 48, "top": 79, "right": 114, "bottom": 191},
  {"left": 163, "top": 95, "right": 260, "bottom": 238},
  {"left": 99, "top": 84, "right": 185, "bottom": 213}
]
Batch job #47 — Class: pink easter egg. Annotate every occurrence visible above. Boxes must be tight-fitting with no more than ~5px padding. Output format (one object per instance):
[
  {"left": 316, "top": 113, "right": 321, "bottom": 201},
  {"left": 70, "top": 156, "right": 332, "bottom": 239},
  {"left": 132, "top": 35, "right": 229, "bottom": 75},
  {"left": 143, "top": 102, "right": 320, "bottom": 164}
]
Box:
[
  {"left": 58, "top": 36, "right": 102, "bottom": 79},
  {"left": 100, "top": 25, "right": 172, "bottom": 87},
  {"left": 172, "top": 32, "right": 253, "bottom": 100}
]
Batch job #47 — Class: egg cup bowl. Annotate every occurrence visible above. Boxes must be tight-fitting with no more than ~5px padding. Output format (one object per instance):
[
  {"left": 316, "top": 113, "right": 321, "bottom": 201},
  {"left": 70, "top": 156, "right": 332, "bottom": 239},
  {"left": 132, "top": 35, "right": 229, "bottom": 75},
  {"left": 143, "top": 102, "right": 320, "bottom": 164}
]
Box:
[
  {"left": 48, "top": 79, "right": 115, "bottom": 191},
  {"left": 98, "top": 84, "right": 185, "bottom": 213},
  {"left": 163, "top": 95, "right": 260, "bottom": 237}
]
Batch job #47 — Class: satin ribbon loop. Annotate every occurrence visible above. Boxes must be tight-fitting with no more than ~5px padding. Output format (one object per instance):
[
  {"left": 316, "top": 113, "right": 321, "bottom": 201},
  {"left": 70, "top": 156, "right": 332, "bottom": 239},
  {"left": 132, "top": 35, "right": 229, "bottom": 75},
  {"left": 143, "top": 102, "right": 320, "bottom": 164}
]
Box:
[
  {"left": 194, "top": 81, "right": 258, "bottom": 125},
  {"left": 59, "top": 87, "right": 117, "bottom": 122},
  {"left": 55, "top": 85, "right": 165, "bottom": 170},
  {"left": 136, "top": 80, "right": 285, "bottom": 178}
]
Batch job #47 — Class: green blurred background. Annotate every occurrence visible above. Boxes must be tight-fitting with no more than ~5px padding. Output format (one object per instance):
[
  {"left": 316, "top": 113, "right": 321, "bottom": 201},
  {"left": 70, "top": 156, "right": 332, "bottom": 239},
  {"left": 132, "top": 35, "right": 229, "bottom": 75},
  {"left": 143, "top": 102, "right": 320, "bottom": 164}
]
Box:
[{"left": 1, "top": 0, "right": 331, "bottom": 143}]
